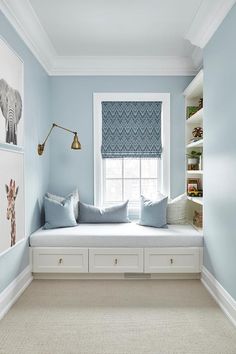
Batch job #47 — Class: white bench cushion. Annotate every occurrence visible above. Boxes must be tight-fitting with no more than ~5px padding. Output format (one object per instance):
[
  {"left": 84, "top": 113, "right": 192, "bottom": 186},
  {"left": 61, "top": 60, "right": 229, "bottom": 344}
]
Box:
[{"left": 30, "top": 223, "right": 203, "bottom": 248}]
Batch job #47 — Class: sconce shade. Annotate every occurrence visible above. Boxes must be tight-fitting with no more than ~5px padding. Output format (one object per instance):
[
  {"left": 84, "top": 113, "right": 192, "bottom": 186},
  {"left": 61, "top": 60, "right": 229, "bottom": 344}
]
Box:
[{"left": 71, "top": 133, "right": 81, "bottom": 150}]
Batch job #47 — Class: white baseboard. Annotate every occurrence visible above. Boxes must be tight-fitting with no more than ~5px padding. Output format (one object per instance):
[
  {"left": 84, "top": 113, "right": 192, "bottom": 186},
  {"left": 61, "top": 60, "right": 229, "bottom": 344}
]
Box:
[
  {"left": 33, "top": 272, "right": 200, "bottom": 280},
  {"left": 0, "top": 265, "right": 33, "bottom": 320},
  {"left": 201, "top": 266, "right": 236, "bottom": 327}
]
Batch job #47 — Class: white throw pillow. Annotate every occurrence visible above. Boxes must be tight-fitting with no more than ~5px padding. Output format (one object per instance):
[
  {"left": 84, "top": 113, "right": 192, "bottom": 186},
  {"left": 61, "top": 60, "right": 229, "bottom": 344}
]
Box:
[{"left": 167, "top": 193, "right": 188, "bottom": 224}]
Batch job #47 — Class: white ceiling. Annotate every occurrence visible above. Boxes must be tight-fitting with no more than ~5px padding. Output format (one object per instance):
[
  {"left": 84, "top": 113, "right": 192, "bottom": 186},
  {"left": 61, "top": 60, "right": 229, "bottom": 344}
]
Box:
[
  {"left": 1, "top": 0, "right": 235, "bottom": 74},
  {"left": 29, "top": 0, "right": 202, "bottom": 57}
]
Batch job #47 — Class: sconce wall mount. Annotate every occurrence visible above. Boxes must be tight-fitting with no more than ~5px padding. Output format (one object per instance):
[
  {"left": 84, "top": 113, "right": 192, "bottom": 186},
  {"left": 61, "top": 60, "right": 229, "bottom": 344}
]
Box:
[{"left": 38, "top": 123, "right": 81, "bottom": 156}]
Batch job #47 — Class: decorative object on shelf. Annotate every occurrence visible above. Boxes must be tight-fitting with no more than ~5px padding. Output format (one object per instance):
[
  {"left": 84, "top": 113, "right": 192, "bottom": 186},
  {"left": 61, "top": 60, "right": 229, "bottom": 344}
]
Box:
[
  {"left": 0, "top": 39, "right": 24, "bottom": 149},
  {"left": 189, "top": 126, "right": 203, "bottom": 144},
  {"left": 192, "top": 127, "right": 203, "bottom": 139},
  {"left": 187, "top": 151, "right": 202, "bottom": 170},
  {"left": 0, "top": 149, "right": 25, "bottom": 255},
  {"left": 193, "top": 210, "right": 203, "bottom": 228},
  {"left": 198, "top": 98, "right": 203, "bottom": 110},
  {"left": 186, "top": 106, "right": 198, "bottom": 119},
  {"left": 187, "top": 178, "right": 203, "bottom": 197},
  {"left": 38, "top": 123, "right": 81, "bottom": 155}
]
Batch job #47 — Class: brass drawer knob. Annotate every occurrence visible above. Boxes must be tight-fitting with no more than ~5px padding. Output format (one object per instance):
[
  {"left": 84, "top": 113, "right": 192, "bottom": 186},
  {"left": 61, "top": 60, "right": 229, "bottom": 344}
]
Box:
[
  {"left": 170, "top": 258, "right": 174, "bottom": 264},
  {"left": 58, "top": 258, "right": 63, "bottom": 264},
  {"left": 114, "top": 258, "right": 118, "bottom": 265}
]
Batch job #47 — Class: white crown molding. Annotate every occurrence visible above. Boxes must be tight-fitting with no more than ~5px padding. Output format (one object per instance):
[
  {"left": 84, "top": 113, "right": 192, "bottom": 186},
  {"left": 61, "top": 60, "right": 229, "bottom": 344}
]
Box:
[
  {"left": 0, "top": 0, "right": 55, "bottom": 72},
  {"left": 186, "top": 0, "right": 236, "bottom": 48},
  {"left": 201, "top": 266, "right": 236, "bottom": 327},
  {"left": 1, "top": 0, "right": 235, "bottom": 74},
  {"left": 0, "top": 0, "right": 197, "bottom": 76},
  {"left": 50, "top": 55, "right": 197, "bottom": 76}
]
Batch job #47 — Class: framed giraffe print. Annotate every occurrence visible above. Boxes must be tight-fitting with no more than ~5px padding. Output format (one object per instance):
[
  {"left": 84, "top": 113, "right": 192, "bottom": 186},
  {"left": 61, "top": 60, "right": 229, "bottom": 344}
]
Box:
[
  {"left": 0, "top": 148, "right": 25, "bottom": 255},
  {"left": 0, "top": 37, "right": 24, "bottom": 150}
]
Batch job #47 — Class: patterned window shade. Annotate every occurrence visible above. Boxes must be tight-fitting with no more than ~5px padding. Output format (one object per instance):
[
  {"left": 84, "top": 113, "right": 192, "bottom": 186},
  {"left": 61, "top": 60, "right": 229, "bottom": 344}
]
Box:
[{"left": 101, "top": 101, "right": 162, "bottom": 158}]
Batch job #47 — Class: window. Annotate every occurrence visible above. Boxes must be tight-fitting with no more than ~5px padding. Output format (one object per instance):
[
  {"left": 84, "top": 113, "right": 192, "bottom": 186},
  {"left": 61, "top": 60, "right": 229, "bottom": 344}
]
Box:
[
  {"left": 94, "top": 93, "right": 170, "bottom": 207},
  {"left": 103, "top": 158, "right": 161, "bottom": 205}
]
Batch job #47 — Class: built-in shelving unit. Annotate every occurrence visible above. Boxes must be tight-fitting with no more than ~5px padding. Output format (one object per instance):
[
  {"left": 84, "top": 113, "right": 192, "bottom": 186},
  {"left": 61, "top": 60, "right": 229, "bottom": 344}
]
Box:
[{"left": 184, "top": 70, "right": 203, "bottom": 231}]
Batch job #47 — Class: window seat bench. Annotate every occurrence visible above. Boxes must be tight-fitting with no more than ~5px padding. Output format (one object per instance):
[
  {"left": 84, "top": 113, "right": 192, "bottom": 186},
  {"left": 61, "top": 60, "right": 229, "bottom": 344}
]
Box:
[
  {"left": 30, "top": 223, "right": 203, "bottom": 277},
  {"left": 30, "top": 223, "right": 203, "bottom": 248}
]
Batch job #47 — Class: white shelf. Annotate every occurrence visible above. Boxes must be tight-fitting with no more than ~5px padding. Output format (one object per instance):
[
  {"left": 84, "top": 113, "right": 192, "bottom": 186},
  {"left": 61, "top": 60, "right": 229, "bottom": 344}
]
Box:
[
  {"left": 187, "top": 197, "right": 203, "bottom": 206},
  {"left": 186, "top": 139, "right": 203, "bottom": 148},
  {"left": 187, "top": 170, "right": 203, "bottom": 174},
  {"left": 184, "top": 70, "right": 203, "bottom": 99},
  {"left": 186, "top": 108, "right": 203, "bottom": 125}
]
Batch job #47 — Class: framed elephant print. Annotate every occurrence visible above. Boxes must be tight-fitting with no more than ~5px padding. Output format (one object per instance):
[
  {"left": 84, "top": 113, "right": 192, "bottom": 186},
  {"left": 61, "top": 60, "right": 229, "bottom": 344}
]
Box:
[
  {"left": 0, "top": 37, "right": 24, "bottom": 149},
  {"left": 0, "top": 149, "right": 25, "bottom": 255}
]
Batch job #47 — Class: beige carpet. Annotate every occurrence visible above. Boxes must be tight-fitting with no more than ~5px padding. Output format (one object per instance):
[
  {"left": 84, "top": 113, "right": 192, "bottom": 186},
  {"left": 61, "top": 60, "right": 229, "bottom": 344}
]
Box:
[{"left": 0, "top": 280, "right": 236, "bottom": 354}]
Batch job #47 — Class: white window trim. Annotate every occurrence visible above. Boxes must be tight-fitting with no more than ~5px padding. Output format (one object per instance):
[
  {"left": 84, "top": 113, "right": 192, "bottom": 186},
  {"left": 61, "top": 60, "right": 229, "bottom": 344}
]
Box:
[{"left": 93, "top": 92, "right": 170, "bottom": 207}]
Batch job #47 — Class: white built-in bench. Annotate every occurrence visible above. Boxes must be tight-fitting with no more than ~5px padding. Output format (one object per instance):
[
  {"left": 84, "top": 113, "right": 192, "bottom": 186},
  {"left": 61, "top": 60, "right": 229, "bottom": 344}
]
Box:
[{"left": 30, "top": 223, "right": 203, "bottom": 277}]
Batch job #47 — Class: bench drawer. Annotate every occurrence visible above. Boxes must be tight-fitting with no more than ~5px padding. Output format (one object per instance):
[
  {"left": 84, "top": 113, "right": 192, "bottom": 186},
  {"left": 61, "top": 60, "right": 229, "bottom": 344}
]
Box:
[
  {"left": 144, "top": 248, "right": 201, "bottom": 273},
  {"left": 89, "top": 248, "right": 143, "bottom": 273},
  {"left": 32, "top": 248, "right": 88, "bottom": 273}
]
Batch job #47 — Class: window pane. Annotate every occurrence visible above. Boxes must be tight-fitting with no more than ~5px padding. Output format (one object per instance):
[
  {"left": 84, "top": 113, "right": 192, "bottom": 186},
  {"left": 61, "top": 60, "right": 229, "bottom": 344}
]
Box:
[
  {"left": 105, "top": 179, "right": 122, "bottom": 202},
  {"left": 105, "top": 159, "right": 122, "bottom": 178},
  {"left": 141, "top": 179, "right": 158, "bottom": 199},
  {"left": 141, "top": 159, "right": 158, "bottom": 178},
  {"left": 124, "top": 179, "right": 140, "bottom": 201},
  {"left": 124, "top": 159, "right": 140, "bottom": 178}
]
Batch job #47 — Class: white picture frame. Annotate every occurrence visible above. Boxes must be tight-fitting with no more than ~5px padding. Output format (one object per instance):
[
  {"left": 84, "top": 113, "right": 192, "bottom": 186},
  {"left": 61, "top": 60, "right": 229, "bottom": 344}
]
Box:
[
  {"left": 0, "top": 37, "right": 24, "bottom": 150},
  {"left": 0, "top": 148, "right": 25, "bottom": 255}
]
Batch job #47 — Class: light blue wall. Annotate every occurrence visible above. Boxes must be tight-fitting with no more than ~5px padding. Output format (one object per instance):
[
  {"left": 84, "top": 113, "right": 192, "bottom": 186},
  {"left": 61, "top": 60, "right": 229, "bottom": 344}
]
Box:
[
  {"left": 0, "top": 11, "right": 50, "bottom": 293},
  {"left": 49, "top": 76, "right": 192, "bottom": 202},
  {"left": 0, "top": 10, "right": 193, "bottom": 295},
  {"left": 204, "top": 4, "right": 236, "bottom": 299}
]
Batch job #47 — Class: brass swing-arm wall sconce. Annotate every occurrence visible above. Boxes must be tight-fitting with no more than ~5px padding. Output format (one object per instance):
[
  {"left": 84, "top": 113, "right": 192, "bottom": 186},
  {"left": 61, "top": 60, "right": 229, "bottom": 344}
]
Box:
[{"left": 38, "top": 123, "right": 81, "bottom": 155}]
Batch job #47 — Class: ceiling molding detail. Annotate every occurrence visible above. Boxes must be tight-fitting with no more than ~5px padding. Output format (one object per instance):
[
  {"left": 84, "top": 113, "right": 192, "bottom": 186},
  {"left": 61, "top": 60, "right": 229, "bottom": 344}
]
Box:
[
  {"left": 1, "top": 0, "right": 234, "bottom": 75},
  {"left": 50, "top": 56, "right": 197, "bottom": 76},
  {"left": 185, "top": 0, "right": 236, "bottom": 48},
  {"left": 0, "top": 0, "right": 55, "bottom": 72},
  {"left": 0, "top": 0, "right": 197, "bottom": 76}
]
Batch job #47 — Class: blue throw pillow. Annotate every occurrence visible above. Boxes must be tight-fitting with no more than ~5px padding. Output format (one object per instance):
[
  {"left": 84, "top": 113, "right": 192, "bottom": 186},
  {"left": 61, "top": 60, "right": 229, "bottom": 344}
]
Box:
[
  {"left": 46, "top": 189, "right": 79, "bottom": 221},
  {"left": 138, "top": 195, "right": 168, "bottom": 228},
  {"left": 79, "top": 201, "right": 130, "bottom": 223},
  {"left": 44, "top": 195, "right": 77, "bottom": 229}
]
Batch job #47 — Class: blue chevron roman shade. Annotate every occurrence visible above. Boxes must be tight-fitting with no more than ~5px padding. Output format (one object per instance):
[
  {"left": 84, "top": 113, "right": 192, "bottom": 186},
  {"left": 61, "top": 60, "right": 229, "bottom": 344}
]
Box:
[{"left": 101, "top": 101, "right": 162, "bottom": 158}]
